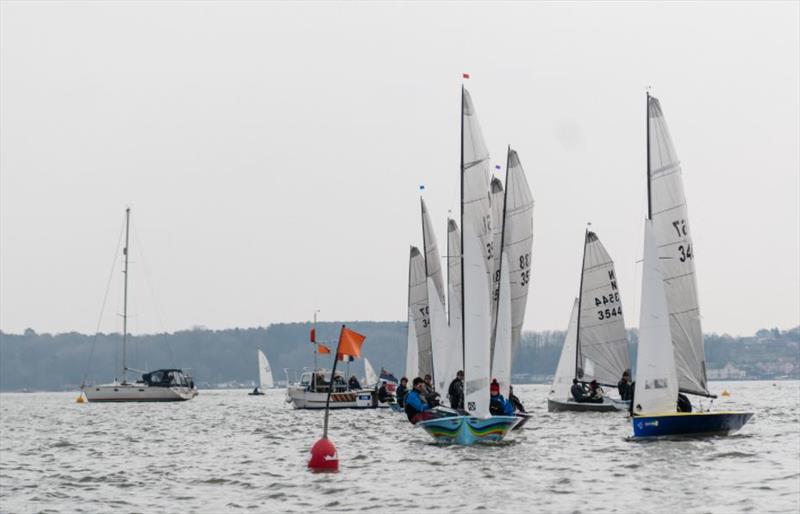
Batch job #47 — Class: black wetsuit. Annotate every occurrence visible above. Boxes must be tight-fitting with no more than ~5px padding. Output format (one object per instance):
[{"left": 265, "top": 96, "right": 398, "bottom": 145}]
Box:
[
  {"left": 677, "top": 393, "right": 692, "bottom": 413},
  {"left": 509, "top": 393, "right": 526, "bottom": 413},
  {"left": 448, "top": 378, "right": 464, "bottom": 409},
  {"left": 378, "top": 384, "right": 389, "bottom": 403},
  {"left": 618, "top": 380, "right": 632, "bottom": 401}
]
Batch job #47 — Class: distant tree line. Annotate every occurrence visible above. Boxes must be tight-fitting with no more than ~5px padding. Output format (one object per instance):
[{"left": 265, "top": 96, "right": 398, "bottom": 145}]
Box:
[{"left": 0, "top": 323, "right": 797, "bottom": 391}]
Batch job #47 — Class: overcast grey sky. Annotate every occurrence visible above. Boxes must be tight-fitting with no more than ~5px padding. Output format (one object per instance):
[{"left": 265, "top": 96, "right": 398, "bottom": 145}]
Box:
[{"left": 1, "top": 1, "right": 798, "bottom": 336}]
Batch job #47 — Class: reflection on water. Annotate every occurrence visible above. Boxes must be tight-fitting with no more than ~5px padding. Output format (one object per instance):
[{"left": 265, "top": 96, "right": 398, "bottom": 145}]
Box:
[{"left": 1, "top": 382, "right": 798, "bottom": 513}]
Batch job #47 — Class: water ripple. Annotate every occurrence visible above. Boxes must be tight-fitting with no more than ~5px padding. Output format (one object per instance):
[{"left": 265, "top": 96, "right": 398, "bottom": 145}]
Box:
[{"left": 1, "top": 382, "right": 798, "bottom": 513}]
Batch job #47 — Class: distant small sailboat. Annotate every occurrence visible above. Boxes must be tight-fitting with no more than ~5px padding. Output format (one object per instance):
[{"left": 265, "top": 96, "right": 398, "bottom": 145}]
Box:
[
  {"left": 363, "top": 357, "right": 378, "bottom": 387},
  {"left": 548, "top": 229, "right": 631, "bottom": 412},
  {"left": 631, "top": 94, "right": 753, "bottom": 437},
  {"left": 249, "top": 350, "right": 273, "bottom": 395},
  {"left": 83, "top": 208, "right": 197, "bottom": 403}
]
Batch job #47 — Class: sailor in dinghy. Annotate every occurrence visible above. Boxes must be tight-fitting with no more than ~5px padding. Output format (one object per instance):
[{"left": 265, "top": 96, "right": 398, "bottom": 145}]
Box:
[{"left": 547, "top": 229, "right": 632, "bottom": 413}]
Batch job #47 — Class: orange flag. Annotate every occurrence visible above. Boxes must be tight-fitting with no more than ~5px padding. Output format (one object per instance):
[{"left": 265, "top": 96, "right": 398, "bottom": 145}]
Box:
[
  {"left": 318, "top": 343, "right": 331, "bottom": 354},
  {"left": 337, "top": 327, "right": 365, "bottom": 359}
]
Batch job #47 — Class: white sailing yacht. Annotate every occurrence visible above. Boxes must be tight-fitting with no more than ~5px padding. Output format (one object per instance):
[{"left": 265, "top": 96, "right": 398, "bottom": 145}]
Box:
[
  {"left": 83, "top": 208, "right": 197, "bottom": 403},
  {"left": 631, "top": 94, "right": 752, "bottom": 437},
  {"left": 548, "top": 229, "right": 631, "bottom": 412}
]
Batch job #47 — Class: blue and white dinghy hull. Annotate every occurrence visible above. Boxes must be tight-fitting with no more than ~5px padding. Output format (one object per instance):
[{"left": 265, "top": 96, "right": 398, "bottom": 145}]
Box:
[
  {"left": 417, "top": 415, "right": 520, "bottom": 445},
  {"left": 632, "top": 411, "right": 754, "bottom": 438},
  {"left": 547, "top": 397, "right": 629, "bottom": 413}
]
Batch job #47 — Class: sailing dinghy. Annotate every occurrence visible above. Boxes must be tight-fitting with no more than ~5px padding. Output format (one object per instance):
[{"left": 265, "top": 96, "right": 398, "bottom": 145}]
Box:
[
  {"left": 631, "top": 94, "right": 753, "bottom": 437},
  {"left": 491, "top": 147, "right": 535, "bottom": 429},
  {"left": 416, "top": 86, "right": 520, "bottom": 444},
  {"left": 548, "top": 229, "right": 631, "bottom": 412},
  {"left": 249, "top": 350, "right": 274, "bottom": 395}
]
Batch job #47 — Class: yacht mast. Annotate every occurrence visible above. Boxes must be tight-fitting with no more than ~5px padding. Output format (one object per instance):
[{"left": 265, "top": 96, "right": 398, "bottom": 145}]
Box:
[{"left": 122, "top": 207, "right": 130, "bottom": 384}]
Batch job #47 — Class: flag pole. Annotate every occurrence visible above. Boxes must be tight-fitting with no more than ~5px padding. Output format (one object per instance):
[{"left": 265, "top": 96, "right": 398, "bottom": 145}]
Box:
[{"left": 322, "top": 325, "right": 346, "bottom": 439}]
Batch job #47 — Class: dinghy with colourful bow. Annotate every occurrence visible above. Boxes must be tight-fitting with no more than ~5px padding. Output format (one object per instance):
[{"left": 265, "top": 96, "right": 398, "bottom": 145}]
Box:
[{"left": 417, "top": 415, "right": 520, "bottom": 445}]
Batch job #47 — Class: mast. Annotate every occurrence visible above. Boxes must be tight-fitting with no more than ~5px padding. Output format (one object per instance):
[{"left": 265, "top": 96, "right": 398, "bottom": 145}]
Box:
[
  {"left": 446, "top": 218, "right": 450, "bottom": 326},
  {"left": 574, "top": 227, "right": 588, "bottom": 382},
  {"left": 646, "top": 91, "right": 652, "bottom": 220},
  {"left": 459, "top": 84, "right": 466, "bottom": 375},
  {"left": 122, "top": 207, "right": 130, "bottom": 384}
]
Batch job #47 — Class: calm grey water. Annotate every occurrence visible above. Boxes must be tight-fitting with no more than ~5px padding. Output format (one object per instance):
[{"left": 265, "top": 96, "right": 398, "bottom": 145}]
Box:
[{"left": 1, "top": 382, "right": 798, "bottom": 513}]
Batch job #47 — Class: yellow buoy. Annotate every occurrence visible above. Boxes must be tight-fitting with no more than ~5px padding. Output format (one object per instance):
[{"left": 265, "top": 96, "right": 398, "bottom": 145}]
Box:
[
  {"left": 721, "top": 390, "right": 731, "bottom": 397},
  {"left": 75, "top": 392, "right": 86, "bottom": 403}
]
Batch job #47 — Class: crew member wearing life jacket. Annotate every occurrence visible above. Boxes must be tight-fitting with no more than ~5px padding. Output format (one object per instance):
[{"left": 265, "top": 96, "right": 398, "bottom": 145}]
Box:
[
  {"left": 489, "top": 379, "right": 515, "bottom": 416},
  {"left": 405, "top": 377, "right": 435, "bottom": 424}
]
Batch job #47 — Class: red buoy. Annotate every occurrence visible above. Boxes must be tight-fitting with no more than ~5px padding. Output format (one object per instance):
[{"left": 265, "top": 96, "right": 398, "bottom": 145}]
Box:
[{"left": 308, "top": 437, "right": 338, "bottom": 472}]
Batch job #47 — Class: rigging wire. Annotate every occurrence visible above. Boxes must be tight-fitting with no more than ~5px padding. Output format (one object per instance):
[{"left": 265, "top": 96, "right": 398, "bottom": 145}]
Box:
[
  {"left": 131, "top": 220, "right": 176, "bottom": 368},
  {"left": 80, "top": 217, "right": 126, "bottom": 390}
]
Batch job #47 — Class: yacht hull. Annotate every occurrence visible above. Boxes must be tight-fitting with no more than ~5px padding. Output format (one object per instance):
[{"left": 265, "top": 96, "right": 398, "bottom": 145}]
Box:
[
  {"left": 417, "top": 415, "right": 520, "bottom": 445},
  {"left": 632, "top": 411, "right": 754, "bottom": 438},
  {"left": 286, "top": 387, "right": 378, "bottom": 409},
  {"left": 84, "top": 384, "right": 196, "bottom": 402}
]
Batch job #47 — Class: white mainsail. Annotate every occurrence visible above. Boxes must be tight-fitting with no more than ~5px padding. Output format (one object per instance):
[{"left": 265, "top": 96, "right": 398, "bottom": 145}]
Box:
[
  {"left": 462, "top": 87, "right": 494, "bottom": 293},
  {"left": 647, "top": 94, "right": 709, "bottom": 396},
  {"left": 364, "top": 357, "right": 378, "bottom": 387},
  {"left": 409, "top": 246, "right": 433, "bottom": 379},
  {"left": 491, "top": 253, "right": 513, "bottom": 395},
  {"left": 462, "top": 221, "right": 491, "bottom": 418},
  {"left": 427, "top": 277, "right": 451, "bottom": 392},
  {"left": 633, "top": 221, "right": 679, "bottom": 414},
  {"left": 489, "top": 177, "right": 505, "bottom": 362},
  {"left": 461, "top": 87, "right": 493, "bottom": 419},
  {"left": 549, "top": 299, "right": 579, "bottom": 400},
  {"left": 258, "top": 350, "right": 274, "bottom": 389},
  {"left": 446, "top": 218, "right": 464, "bottom": 383},
  {"left": 421, "top": 199, "right": 446, "bottom": 307},
  {"left": 421, "top": 198, "right": 448, "bottom": 390},
  {"left": 405, "top": 312, "right": 418, "bottom": 380},
  {"left": 501, "top": 149, "right": 534, "bottom": 359},
  {"left": 577, "top": 231, "right": 630, "bottom": 386}
]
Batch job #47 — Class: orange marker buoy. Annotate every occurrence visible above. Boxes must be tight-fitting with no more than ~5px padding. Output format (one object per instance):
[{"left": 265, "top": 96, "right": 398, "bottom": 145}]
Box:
[
  {"left": 721, "top": 390, "right": 731, "bottom": 397},
  {"left": 308, "top": 437, "right": 338, "bottom": 472}
]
